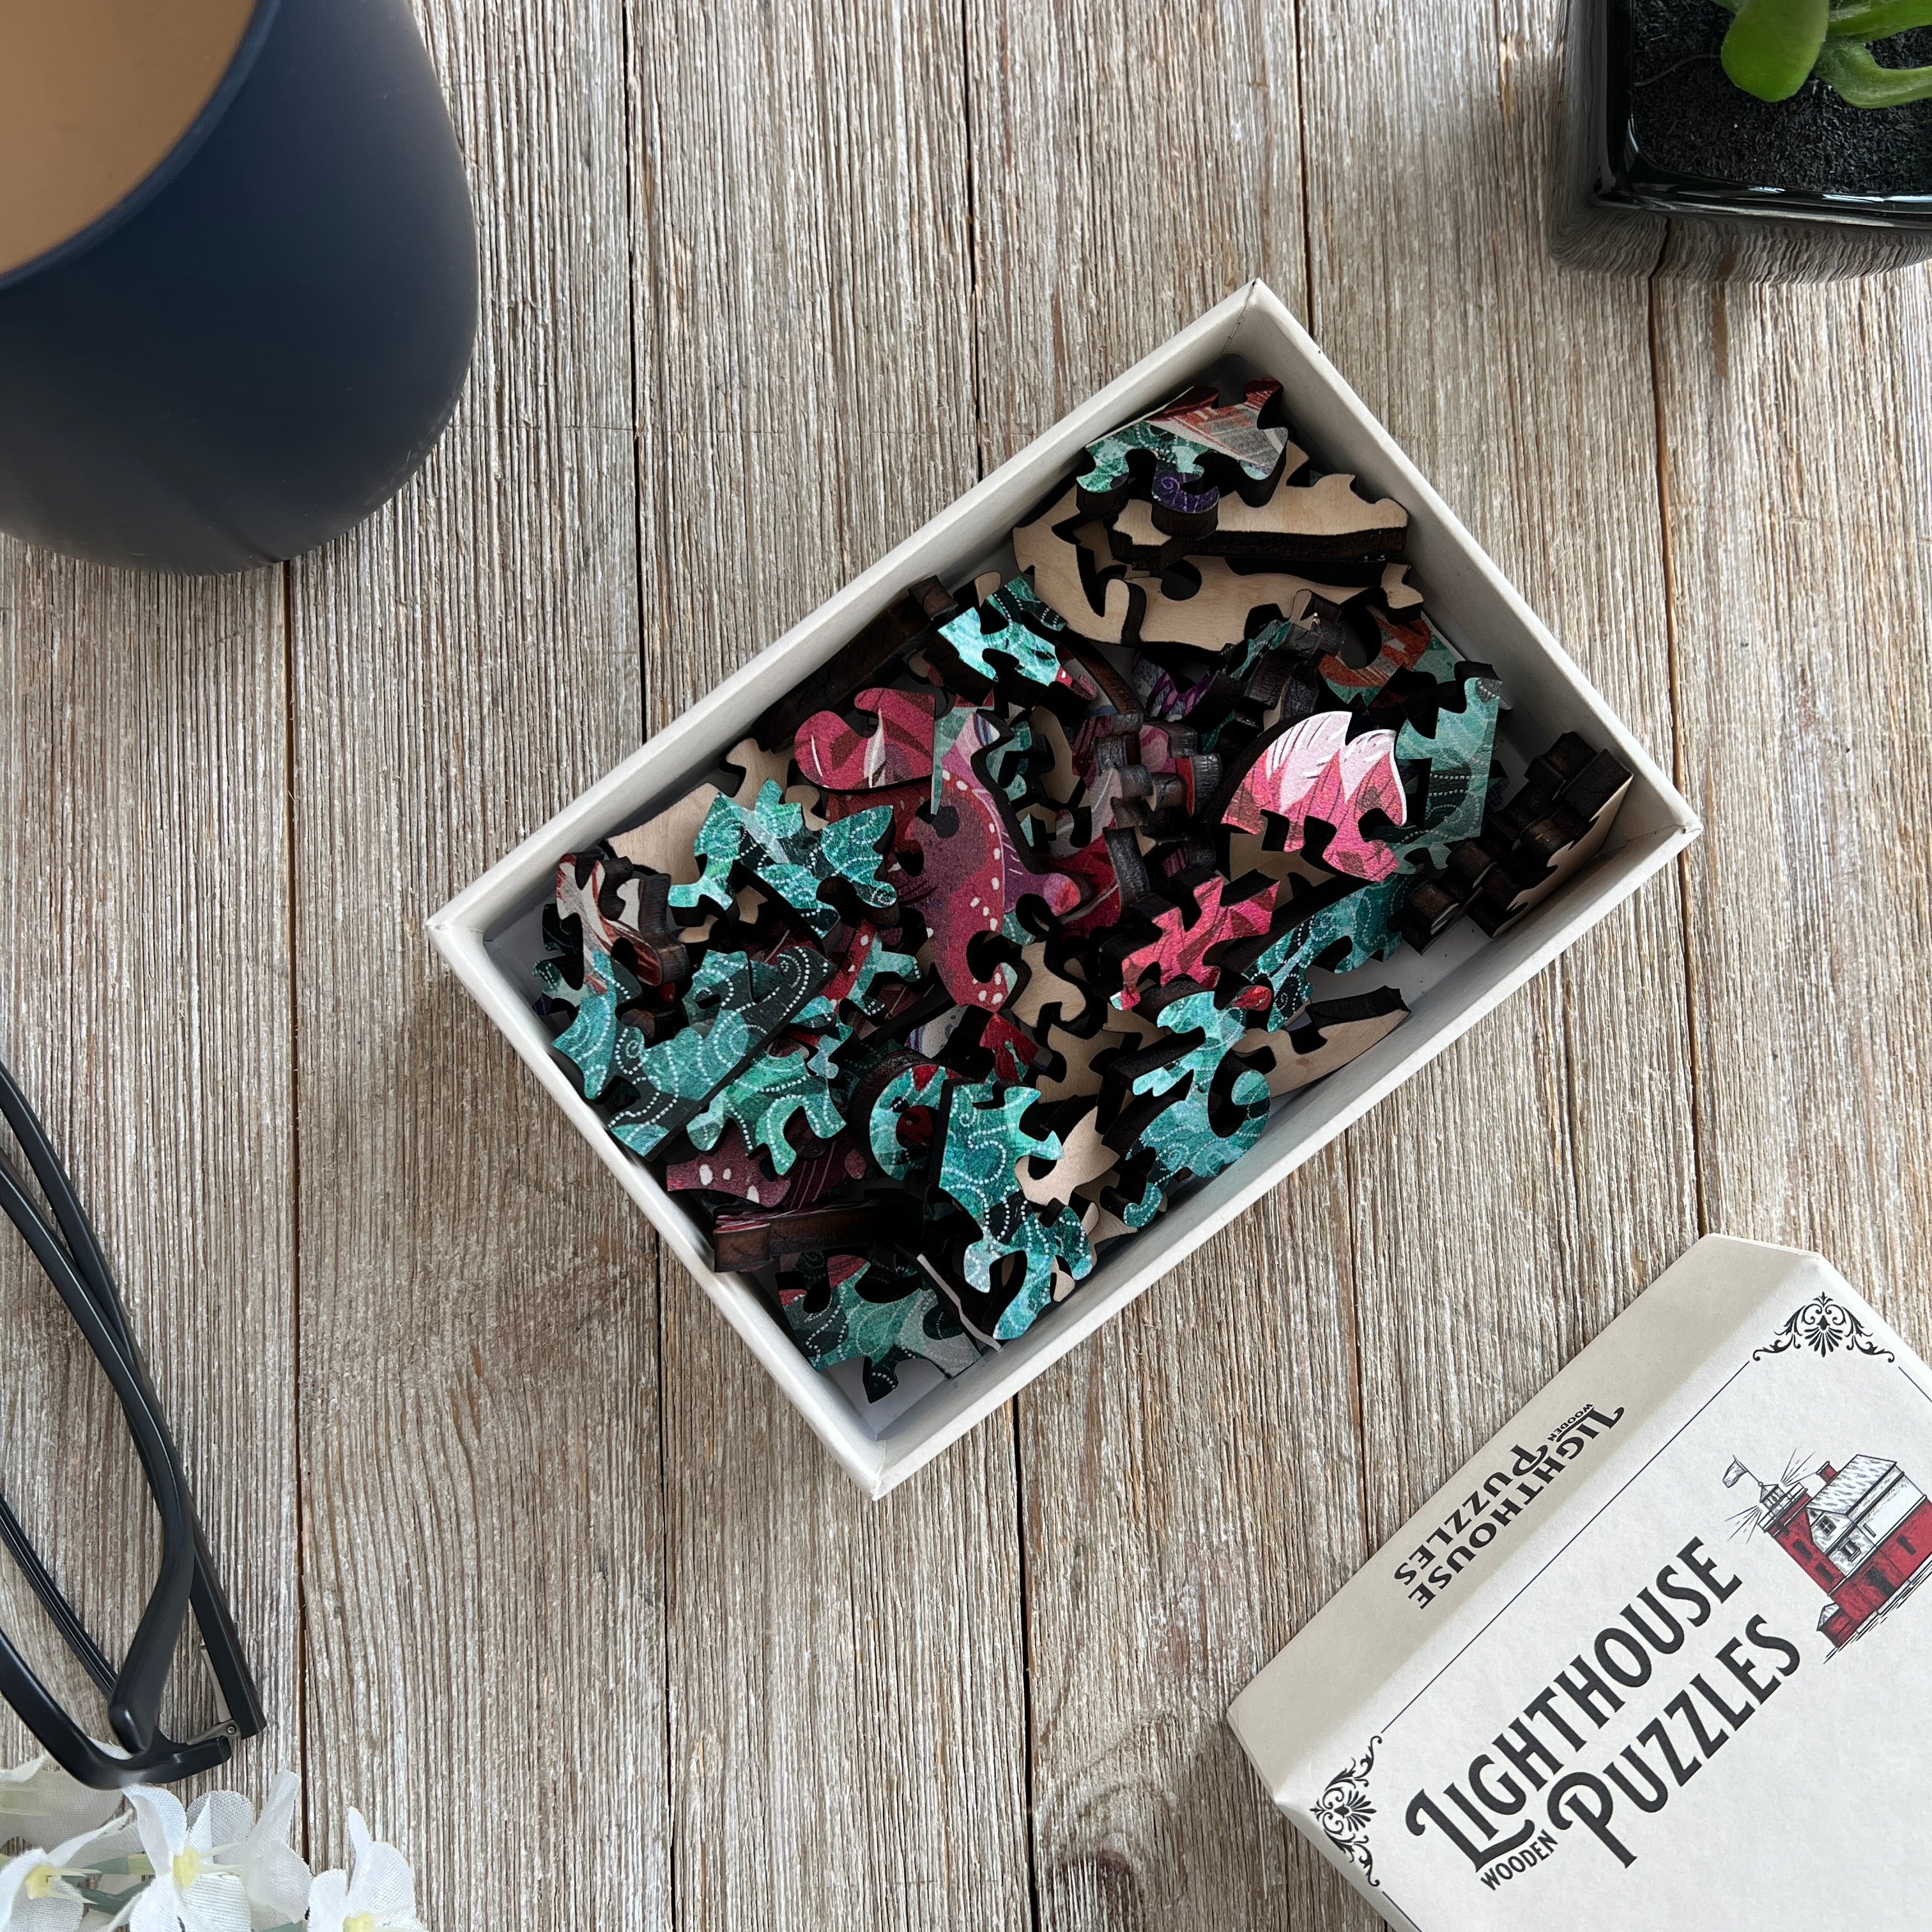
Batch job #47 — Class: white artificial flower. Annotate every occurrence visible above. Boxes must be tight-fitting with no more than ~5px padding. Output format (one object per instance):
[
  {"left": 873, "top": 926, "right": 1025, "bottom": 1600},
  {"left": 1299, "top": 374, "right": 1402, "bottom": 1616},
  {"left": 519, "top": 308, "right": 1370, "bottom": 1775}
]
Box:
[
  {"left": 0, "top": 1818, "right": 136, "bottom": 1932},
  {"left": 184, "top": 1777, "right": 308, "bottom": 1932},
  {"left": 0, "top": 1763, "right": 123, "bottom": 1856},
  {"left": 302, "top": 1813, "right": 422, "bottom": 1932},
  {"left": 116, "top": 1789, "right": 247, "bottom": 1932}
]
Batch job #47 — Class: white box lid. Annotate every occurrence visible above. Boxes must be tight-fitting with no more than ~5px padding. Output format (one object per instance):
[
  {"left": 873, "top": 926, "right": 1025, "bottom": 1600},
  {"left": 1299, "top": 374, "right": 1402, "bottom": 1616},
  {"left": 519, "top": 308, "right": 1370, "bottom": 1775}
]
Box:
[{"left": 1229, "top": 1234, "right": 1932, "bottom": 1929}]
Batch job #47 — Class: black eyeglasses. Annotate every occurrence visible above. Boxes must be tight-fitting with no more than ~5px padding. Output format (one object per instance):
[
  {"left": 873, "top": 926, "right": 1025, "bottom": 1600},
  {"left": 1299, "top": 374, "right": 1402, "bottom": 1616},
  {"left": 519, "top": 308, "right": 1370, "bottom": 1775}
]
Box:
[{"left": 0, "top": 1057, "right": 263, "bottom": 1788}]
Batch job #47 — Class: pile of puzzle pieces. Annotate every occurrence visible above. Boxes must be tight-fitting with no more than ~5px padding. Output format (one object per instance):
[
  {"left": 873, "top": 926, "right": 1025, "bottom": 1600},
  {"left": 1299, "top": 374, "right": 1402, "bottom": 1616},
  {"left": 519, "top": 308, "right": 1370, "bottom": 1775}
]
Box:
[{"left": 532, "top": 377, "right": 1634, "bottom": 1406}]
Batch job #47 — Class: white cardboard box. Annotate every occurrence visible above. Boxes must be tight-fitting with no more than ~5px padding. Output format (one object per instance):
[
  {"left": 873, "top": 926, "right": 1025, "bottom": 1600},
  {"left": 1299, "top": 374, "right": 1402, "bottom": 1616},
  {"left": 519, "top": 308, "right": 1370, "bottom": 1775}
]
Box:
[
  {"left": 427, "top": 280, "right": 1699, "bottom": 1497},
  {"left": 1230, "top": 1235, "right": 1932, "bottom": 1928}
]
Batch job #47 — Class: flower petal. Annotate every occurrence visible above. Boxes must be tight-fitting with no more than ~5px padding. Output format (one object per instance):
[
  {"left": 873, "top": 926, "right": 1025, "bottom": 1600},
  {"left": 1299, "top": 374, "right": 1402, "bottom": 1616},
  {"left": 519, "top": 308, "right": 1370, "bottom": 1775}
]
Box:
[
  {"left": 185, "top": 1795, "right": 251, "bottom": 1858},
  {"left": 302, "top": 1869, "right": 348, "bottom": 1932},
  {"left": 178, "top": 1873, "right": 250, "bottom": 1932},
  {"left": 341, "top": 1814, "right": 416, "bottom": 1923},
  {"left": 128, "top": 1878, "right": 184, "bottom": 1932},
  {"left": 0, "top": 1760, "right": 123, "bottom": 1853},
  {"left": 122, "top": 1791, "right": 185, "bottom": 1879}
]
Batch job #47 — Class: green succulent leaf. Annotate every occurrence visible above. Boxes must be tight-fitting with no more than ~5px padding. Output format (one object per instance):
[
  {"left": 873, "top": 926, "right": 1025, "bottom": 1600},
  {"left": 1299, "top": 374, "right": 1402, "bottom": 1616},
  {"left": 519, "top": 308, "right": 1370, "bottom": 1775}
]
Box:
[
  {"left": 1722, "top": 0, "right": 1829, "bottom": 100},
  {"left": 1814, "top": 36, "right": 1932, "bottom": 102}
]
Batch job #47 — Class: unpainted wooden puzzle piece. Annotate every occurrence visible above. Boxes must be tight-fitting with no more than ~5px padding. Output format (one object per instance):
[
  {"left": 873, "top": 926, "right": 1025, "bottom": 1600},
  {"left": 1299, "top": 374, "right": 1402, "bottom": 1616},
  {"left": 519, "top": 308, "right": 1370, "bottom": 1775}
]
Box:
[
  {"left": 1132, "top": 555, "right": 1370, "bottom": 652},
  {"left": 1016, "top": 1105, "right": 1115, "bottom": 1209},
  {"left": 1242, "top": 988, "right": 1409, "bottom": 1096},
  {"left": 1108, "top": 469, "right": 1404, "bottom": 570},
  {"left": 1222, "top": 710, "right": 1407, "bottom": 880},
  {"left": 1012, "top": 485, "right": 1137, "bottom": 641}
]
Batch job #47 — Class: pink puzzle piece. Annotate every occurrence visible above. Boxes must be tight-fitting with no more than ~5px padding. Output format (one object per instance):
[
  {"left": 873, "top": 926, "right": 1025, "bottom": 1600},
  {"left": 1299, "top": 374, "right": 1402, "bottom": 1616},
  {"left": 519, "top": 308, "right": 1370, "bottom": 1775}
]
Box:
[
  {"left": 1117, "top": 873, "right": 1279, "bottom": 1009},
  {"left": 1222, "top": 710, "right": 1407, "bottom": 881},
  {"left": 795, "top": 688, "right": 938, "bottom": 791}
]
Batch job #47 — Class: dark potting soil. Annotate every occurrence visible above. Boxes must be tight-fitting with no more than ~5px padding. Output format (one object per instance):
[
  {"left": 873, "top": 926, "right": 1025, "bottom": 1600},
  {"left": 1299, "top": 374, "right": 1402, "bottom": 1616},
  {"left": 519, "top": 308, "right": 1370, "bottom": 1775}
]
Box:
[{"left": 1629, "top": 0, "right": 1932, "bottom": 194}]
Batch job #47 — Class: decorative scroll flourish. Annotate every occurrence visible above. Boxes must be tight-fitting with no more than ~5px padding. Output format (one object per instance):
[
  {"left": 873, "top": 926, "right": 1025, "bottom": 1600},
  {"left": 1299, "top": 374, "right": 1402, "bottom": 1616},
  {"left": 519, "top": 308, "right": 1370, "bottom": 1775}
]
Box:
[
  {"left": 1753, "top": 1294, "right": 1896, "bottom": 1364},
  {"left": 1313, "top": 1736, "right": 1383, "bottom": 1886}
]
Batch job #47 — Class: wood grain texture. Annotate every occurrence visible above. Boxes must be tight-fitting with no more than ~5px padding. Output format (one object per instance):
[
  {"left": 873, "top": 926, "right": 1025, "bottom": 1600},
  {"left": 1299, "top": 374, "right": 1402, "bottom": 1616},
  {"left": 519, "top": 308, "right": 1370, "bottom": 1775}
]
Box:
[
  {"left": 961, "top": 8, "right": 1366, "bottom": 1930},
  {"left": 1653, "top": 255, "right": 1932, "bottom": 1333},
  {"left": 1295, "top": 0, "right": 1702, "bottom": 1915},
  {"left": 0, "top": 551, "right": 298, "bottom": 1795},
  {"left": 629, "top": 6, "right": 1035, "bottom": 1928},
  {"left": 20, "top": 3, "right": 1932, "bottom": 1929},
  {"left": 288, "top": 0, "right": 659, "bottom": 1918}
]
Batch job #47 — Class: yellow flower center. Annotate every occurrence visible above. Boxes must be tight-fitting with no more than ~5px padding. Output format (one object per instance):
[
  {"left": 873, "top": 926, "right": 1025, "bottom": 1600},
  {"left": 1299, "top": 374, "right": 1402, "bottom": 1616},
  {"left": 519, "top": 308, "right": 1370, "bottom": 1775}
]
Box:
[
  {"left": 24, "top": 1863, "right": 59, "bottom": 1900},
  {"left": 172, "top": 1846, "right": 203, "bottom": 1891},
  {"left": 346, "top": 1915, "right": 379, "bottom": 1932}
]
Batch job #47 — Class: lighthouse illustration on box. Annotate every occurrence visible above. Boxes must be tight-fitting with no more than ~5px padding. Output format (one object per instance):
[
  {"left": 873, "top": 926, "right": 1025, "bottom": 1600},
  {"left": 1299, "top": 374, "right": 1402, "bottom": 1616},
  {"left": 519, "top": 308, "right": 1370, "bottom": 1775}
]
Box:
[{"left": 1726, "top": 1453, "right": 1932, "bottom": 1647}]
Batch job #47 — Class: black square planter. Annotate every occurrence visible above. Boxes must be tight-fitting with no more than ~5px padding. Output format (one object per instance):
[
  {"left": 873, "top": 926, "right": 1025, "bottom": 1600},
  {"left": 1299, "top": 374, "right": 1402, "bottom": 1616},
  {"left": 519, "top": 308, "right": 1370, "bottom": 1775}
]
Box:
[{"left": 1558, "top": 0, "right": 1932, "bottom": 277}]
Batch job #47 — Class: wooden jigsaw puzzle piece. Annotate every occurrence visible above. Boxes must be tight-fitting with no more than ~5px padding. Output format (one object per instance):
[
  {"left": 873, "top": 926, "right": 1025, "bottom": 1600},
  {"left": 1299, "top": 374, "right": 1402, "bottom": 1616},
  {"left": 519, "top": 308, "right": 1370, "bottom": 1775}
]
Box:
[
  {"left": 1387, "top": 675, "right": 1505, "bottom": 871},
  {"left": 777, "top": 1251, "right": 981, "bottom": 1402},
  {"left": 1112, "top": 870, "right": 1279, "bottom": 1009},
  {"left": 1108, "top": 470, "right": 1406, "bottom": 571},
  {"left": 672, "top": 781, "right": 896, "bottom": 941},
  {"left": 1220, "top": 709, "right": 1407, "bottom": 880},
  {"left": 903, "top": 709, "right": 1084, "bottom": 1011},
  {"left": 1013, "top": 484, "right": 1137, "bottom": 643},
  {"left": 1077, "top": 379, "right": 1292, "bottom": 532},
  {"left": 1131, "top": 555, "right": 1370, "bottom": 652},
  {"left": 1016, "top": 1105, "right": 1115, "bottom": 1209},
  {"left": 604, "top": 946, "right": 832, "bottom": 1158},
  {"left": 710, "top": 1196, "right": 923, "bottom": 1272},
  {"left": 1216, "top": 871, "right": 1410, "bottom": 1030},
  {"left": 1468, "top": 747, "right": 1633, "bottom": 935},
  {"left": 933, "top": 1080, "right": 1096, "bottom": 1339},
  {"left": 664, "top": 1121, "right": 788, "bottom": 1206},
  {"left": 754, "top": 578, "right": 956, "bottom": 749},
  {"left": 1241, "top": 987, "right": 1409, "bottom": 1096},
  {"left": 1100, "top": 988, "right": 1273, "bottom": 1227},
  {"left": 794, "top": 688, "right": 938, "bottom": 791}
]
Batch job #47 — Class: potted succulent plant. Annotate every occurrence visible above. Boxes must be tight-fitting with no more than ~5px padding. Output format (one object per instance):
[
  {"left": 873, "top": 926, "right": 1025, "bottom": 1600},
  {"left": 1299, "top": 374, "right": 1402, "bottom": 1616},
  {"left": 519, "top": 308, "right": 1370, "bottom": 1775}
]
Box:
[{"left": 1559, "top": 0, "right": 1932, "bottom": 275}]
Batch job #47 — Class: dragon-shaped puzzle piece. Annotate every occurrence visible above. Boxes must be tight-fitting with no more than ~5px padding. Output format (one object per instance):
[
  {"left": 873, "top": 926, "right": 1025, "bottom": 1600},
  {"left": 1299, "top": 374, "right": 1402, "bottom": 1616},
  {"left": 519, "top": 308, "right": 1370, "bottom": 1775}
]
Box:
[
  {"left": 1222, "top": 710, "right": 1407, "bottom": 880},
  {"left": 933, "top": 1081, "right": 1096, "bottom": 1340}
]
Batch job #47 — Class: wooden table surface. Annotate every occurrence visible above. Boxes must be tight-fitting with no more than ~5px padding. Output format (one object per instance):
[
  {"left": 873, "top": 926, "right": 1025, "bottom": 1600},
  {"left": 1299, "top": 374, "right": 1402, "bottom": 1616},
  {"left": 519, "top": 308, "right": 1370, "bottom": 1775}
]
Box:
[{"left": 3, "top": 0, "right": 1928, "bottom": 1926}]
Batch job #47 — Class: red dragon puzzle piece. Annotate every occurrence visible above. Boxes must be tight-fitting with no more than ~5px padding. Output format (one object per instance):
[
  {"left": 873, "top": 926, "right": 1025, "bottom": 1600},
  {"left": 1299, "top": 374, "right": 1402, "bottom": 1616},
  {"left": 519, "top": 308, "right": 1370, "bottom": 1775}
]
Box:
[{"left": 902, "top": 707, "right": 1085, "bottom": 1010}]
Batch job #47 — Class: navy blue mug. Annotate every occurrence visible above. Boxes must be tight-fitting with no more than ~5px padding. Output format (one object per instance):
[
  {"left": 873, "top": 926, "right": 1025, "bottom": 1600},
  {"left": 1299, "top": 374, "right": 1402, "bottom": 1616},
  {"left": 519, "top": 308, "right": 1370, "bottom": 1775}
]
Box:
[{"left": 0, "top": 0, "right": 478, "bottom": 574}]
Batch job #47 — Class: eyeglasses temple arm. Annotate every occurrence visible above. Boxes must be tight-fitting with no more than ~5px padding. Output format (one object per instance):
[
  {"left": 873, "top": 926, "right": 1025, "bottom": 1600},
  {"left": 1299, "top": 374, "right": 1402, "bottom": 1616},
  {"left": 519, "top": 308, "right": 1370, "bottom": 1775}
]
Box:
[
  {"left": 0, "top": 1061, "right": 264, "bottom": 1739},
  {"left": 0, "top": 1489, "right": 117, "bottom": 1697}
]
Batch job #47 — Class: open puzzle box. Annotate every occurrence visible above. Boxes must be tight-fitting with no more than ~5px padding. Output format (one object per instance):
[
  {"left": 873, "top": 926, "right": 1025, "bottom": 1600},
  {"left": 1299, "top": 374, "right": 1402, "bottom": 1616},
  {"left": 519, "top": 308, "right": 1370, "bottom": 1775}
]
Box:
[
  {"left": 1230, "top": 1236, "right": 1932, "bottom": 1929},
  {"left": 429, "top": 281, "right": 1698, "bottom": 1496}
]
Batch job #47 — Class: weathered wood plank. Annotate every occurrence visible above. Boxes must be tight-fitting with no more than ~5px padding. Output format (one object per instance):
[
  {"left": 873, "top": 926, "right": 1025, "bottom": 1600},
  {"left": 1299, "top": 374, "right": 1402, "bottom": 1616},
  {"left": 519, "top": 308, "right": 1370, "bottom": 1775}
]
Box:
[
  {"left": 0, "top": 551, "right": 299, "bottom": 1798},
  {"left": 1295, "top": 0, "right": 1701, "bottom": 1912},
  {"left": 962, "top": 8, "right": 1378, "bottom": 1930},
  {"left": 629, "top": 4, "right": 1034, "bottom": 1928},
  {"left": 288, "top": 0, "right": 659, "bottom": 1917},
  {"left": 1653, "top": 255, "right": 1932, "bottom": 1333}
]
